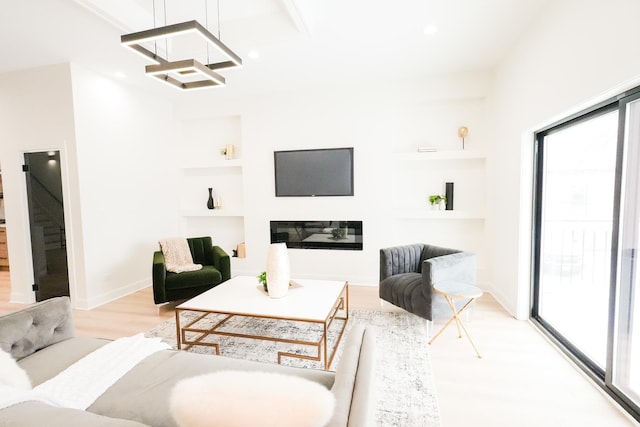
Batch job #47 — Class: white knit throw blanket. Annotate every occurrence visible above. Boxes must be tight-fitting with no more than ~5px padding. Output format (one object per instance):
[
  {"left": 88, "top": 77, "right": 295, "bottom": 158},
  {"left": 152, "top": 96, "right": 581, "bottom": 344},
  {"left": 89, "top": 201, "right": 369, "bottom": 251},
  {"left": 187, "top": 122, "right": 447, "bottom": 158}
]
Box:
[
  {"left": 0, "top": 334, "right": 170, "bottom": 411},
  {"left": 159, "top": 238, "right": 202, "bottom": 273}
]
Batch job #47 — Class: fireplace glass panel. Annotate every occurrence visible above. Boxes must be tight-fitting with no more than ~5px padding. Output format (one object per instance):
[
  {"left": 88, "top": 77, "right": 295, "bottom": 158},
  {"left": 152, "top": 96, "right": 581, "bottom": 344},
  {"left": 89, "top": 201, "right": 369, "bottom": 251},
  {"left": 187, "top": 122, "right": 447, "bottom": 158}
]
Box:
[{"left": 270, "top": 220, "right": 363, "bottom": 250}]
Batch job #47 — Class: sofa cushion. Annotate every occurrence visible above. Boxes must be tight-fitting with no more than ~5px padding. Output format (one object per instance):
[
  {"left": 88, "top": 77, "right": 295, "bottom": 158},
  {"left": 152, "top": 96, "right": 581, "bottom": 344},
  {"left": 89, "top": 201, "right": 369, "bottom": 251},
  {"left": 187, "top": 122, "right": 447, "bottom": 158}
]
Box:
[
  {"left": 18, "top": 337, "right": 109, "bottom": 386},
  {"left": 88, "top": 350, "right": 335, "bottom": 427},
  {"left": 170, "top": 371, "right": 335, "bottom": 427},
  {"left": 165, "top": 266, "right": 222, "bottom": 290},
  {"left": 0, "top": 401, "right": 150, "bottom": 427},
  {"left": 379, "top": 272, "right": 430, "bottom": 319}
]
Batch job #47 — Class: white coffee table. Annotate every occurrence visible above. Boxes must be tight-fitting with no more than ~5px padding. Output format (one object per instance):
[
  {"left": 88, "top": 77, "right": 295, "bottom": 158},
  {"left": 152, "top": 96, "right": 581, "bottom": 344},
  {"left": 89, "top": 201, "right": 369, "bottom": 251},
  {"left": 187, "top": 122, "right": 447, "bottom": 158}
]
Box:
[{"left": 175, "top": 275, "right": 349, "bottom": 370}]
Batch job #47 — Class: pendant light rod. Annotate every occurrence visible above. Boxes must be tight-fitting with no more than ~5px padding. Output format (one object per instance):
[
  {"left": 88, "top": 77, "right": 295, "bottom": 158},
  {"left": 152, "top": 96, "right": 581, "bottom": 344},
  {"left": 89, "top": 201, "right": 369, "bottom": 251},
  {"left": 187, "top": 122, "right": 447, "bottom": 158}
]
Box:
[{"left": 217, "top": 0, "right": 221, "bottom": 39}]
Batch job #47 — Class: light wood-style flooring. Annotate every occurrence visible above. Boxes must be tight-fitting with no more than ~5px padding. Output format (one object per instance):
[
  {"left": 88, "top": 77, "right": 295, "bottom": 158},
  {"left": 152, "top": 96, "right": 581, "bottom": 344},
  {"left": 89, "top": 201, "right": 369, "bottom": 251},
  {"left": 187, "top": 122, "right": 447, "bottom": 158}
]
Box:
[{"left": 0, "top": 271, "right": 637, "bottom": 426}]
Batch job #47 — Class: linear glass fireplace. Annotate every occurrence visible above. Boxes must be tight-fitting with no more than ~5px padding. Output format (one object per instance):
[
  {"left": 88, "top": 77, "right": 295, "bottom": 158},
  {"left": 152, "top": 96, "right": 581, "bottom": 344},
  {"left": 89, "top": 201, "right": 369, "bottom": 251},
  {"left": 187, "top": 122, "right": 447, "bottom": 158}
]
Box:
[{"left": 270, "top": 220, "right": 363, "bottom": 250}]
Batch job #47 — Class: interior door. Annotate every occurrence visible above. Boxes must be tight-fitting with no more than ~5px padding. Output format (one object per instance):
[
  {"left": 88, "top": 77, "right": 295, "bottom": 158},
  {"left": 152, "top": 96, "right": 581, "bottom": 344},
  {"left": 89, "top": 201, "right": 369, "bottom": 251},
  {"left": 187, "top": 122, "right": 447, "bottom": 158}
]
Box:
[{"left": 23, "top": 151, "right": 69, "bottom": 301}]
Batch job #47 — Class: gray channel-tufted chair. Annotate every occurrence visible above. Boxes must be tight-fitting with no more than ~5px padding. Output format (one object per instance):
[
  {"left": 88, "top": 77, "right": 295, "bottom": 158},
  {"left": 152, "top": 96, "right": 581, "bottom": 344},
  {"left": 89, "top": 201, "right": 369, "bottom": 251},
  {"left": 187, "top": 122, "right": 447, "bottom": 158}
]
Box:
[{"left": 379, "top": 243, "right": 476, "bottom": 321}]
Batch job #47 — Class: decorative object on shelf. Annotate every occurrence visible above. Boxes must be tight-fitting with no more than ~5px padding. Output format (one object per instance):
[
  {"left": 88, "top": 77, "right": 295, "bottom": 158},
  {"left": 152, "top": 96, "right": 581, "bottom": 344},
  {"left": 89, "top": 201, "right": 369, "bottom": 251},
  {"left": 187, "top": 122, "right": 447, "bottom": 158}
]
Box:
[
  {"left": 429, "top": 194, "right": 447, "bottom": 210},
  {"left": 120, "top": 0, "right": 242, "bottom": 91},
  {"left": 237, "top": 242, "right": 246, "bottom": 258},
  {"left": 417, "top": 146, "right": 437, "bottom": 152},
  {"left": 445, "top": 182, "right": 454, "bottom": 210},
  {"left": 207, "top": 188, "right": 215, "bottom": 210},
  {"left": 220, "top": 144, "right": 235, "bottom": 160},
  {"left": 458, "top": 126, "right": 469, "bottom": 150},
  {"left": 266, "top": 243, "right": 290, "bottom": 298},
  {"left": 257, "top": 271, "right": 267, "bottom": 292}
]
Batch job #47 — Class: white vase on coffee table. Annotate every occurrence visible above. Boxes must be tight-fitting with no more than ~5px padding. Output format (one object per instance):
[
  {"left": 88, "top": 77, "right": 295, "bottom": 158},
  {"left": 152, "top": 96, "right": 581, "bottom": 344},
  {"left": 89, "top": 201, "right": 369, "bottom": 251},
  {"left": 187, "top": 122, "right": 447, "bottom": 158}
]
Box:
[{"left": 266, "top": 243, "right": 290, "bottom": 298}]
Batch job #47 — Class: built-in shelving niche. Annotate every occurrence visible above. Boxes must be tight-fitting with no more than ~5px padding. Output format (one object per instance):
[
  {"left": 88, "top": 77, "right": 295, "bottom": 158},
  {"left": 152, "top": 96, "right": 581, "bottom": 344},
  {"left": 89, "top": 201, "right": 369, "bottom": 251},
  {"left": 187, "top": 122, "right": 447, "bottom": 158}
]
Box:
[{"left": 178, "top": 115, "right": 245, "bottom": 261}]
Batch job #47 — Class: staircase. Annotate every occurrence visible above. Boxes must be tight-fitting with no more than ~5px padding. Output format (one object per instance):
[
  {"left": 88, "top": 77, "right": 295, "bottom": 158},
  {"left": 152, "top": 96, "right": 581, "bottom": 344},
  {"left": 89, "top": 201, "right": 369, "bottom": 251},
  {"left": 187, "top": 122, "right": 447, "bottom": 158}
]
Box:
[
  {"left": 33, "top": 206, "right": 65, "bottom": 250},
  {"left": 28, "top": 176, "right": 65, "bottom": 251}
]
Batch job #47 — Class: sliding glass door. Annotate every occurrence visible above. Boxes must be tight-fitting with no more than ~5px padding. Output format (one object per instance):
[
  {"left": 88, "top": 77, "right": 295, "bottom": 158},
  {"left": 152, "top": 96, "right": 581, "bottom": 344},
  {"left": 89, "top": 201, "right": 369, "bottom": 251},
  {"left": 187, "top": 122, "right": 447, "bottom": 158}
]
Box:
[
  {"left": 612, "top": 94, "right": 640, "bottom": 409},
  {"left": 534, "top": 107, "right": 618, "bottom": 370},
  {"left": 532, "top": 88, "right": 640, "bottom": 421}
]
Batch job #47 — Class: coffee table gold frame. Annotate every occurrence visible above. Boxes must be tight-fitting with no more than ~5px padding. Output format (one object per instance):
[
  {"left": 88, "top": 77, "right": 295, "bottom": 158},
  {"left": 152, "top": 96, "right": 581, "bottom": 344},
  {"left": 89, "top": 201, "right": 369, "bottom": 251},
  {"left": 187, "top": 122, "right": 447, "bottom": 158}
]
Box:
[{"left": 175, "top": 284, "right": 349, "bottom": 370}]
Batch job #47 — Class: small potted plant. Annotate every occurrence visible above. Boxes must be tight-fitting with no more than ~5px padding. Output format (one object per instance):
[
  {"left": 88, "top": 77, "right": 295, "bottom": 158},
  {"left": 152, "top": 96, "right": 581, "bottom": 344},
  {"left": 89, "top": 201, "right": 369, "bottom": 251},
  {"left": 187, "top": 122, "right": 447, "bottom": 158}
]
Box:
[
  {"left": 429, "top": 194, "right": 447, "bottom": 210},
  {"left": 331, "top": 227, "right": 346, "bottom": 240},
  {"left": 257, "top": 271, "right": 267, "bottom": 292}
]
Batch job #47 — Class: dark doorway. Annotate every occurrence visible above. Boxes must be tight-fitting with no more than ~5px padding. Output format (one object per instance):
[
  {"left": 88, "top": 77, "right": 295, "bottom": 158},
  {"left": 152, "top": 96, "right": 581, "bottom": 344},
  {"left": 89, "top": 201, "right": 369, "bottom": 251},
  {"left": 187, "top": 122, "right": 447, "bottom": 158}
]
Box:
[{"left": 24, "top": 151, "right": 69, "bottom": 301}]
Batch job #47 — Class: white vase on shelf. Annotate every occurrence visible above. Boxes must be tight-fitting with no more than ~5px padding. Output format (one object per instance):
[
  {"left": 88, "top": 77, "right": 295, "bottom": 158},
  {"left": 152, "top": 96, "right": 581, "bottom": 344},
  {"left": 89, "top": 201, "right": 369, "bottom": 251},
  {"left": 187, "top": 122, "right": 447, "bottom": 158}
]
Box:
[{"left": 266, "top": 243, "right": 290, "bottom": 298}]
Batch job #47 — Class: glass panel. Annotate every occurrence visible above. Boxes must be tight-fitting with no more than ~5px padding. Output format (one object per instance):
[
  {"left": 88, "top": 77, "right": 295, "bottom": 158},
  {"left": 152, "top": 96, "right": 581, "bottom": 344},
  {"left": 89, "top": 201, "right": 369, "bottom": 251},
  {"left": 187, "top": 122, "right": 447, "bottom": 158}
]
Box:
[
  {"left": 613, "top": 97, "right": 640, "bottom": 404},
  {"left": 24, "top": 151, "right": 69, "bottom": 301},
  {"left": 538, "top": 110, "right": 618, "bottom": 367}
]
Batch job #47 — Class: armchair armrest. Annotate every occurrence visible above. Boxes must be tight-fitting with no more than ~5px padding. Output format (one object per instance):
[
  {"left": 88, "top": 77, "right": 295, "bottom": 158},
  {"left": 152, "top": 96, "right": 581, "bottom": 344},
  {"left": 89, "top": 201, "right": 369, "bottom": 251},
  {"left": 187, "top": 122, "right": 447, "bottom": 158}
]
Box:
[
  {"left": 212, "top": 246, "right": 231, "bottom": 281},
  {"left": 152, "top": 250, "right": 167, "bottom": 304},
  {"left": 422, "top": 251, "right": 476, "bottom": 289}
]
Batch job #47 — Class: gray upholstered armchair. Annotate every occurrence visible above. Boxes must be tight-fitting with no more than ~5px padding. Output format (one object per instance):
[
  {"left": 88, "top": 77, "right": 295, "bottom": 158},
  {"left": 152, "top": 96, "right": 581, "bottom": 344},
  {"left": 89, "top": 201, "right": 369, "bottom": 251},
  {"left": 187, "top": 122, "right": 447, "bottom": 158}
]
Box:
[{"left": 379, "top": 244, "right": 476, "bottom": 321}]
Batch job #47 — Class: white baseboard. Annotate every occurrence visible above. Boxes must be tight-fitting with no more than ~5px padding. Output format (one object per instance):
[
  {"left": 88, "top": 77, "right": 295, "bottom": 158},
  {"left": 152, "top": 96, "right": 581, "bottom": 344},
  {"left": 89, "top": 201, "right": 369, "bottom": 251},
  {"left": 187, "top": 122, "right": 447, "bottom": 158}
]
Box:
[
  {"left": 77, "top": 278, "right": 150, "bottom": 310},
  {"left": 9, "top": 289, "right": 34, "bottom": 305}
]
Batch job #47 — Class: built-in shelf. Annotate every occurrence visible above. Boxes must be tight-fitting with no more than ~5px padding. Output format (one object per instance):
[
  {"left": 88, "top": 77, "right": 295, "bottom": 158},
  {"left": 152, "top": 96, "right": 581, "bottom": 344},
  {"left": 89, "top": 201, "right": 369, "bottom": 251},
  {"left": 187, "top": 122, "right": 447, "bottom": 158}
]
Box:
[
  {"left": 394, "top": 209, "right": 485, "bottom": 220},
  {"left": 182, "top": 159, "right": 243, "bottom": 169},
  {"left": 394, "top": 150, "right": 486, "bottom": 161},
  {"left": 181, "top": 209, "right": 245, "bottom": 217}
]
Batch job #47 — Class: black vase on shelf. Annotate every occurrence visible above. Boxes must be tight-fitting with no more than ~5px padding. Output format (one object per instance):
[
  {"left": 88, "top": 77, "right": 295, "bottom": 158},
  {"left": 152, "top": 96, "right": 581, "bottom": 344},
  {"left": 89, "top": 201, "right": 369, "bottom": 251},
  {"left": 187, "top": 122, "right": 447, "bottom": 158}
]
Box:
[{"left": 207, "top": 188, "right": 215, "bottom": 210}]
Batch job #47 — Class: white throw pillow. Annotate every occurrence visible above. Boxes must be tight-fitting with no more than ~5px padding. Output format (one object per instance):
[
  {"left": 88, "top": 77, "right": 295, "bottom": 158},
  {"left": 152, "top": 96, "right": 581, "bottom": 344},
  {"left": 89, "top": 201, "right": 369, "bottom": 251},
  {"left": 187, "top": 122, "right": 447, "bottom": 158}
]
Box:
[
  {"left": 170, "top": 370, "right": 336, "bottom": 427},
  {"left": 0, "top": 348, "right": 32, "bottom": 390}
]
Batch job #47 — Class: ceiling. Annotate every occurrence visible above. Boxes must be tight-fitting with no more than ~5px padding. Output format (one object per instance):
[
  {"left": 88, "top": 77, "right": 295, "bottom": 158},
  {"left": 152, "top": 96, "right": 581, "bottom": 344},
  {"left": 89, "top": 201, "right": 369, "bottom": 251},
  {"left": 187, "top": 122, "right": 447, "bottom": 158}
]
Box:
[{"left": 0, "top": 0, "right": 552, "bottom": 100}]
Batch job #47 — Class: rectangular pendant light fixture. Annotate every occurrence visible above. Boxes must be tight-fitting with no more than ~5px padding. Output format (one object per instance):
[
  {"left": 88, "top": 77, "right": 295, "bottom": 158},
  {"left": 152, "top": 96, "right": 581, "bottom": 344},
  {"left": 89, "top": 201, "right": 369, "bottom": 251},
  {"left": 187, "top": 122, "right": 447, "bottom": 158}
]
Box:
[
  {"left": 121, "top": 20, "right": 242, "bottom": 90},
  {"left": 146, "top": 59, "right": 225, "bottom": 90}
]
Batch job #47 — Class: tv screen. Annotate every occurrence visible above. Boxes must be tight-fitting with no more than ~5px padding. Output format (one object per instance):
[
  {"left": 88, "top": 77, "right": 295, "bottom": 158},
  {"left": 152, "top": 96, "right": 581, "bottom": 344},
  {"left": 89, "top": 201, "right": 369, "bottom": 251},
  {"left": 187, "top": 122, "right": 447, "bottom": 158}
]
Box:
[{"left": 274, "top": 148, "right": 354, "bottom": 197}]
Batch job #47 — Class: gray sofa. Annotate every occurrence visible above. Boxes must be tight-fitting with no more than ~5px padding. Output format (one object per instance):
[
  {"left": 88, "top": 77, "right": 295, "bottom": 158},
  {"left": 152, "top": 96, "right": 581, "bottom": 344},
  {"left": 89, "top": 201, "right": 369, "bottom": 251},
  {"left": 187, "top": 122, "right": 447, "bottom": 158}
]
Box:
[{"left": 0, "top": 297, "right": 375, "bottom": 427}]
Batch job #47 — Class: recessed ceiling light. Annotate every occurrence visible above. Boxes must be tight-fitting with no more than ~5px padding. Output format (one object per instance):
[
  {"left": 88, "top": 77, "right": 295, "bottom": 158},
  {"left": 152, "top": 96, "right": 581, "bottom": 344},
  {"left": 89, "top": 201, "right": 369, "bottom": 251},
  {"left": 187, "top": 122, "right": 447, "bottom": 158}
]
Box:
[
  {"left": 423, "top": 25, "right": 439, "bottom": 35},
  {"left": 248, "top": 50, "right": 260, "bottom": 60}
]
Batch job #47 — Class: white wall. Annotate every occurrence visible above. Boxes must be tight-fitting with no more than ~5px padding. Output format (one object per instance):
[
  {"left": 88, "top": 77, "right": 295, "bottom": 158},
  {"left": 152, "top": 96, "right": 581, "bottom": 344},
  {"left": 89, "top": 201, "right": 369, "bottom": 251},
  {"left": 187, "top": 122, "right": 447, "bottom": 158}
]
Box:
[
  {"left": 174, "top": 72, "right": 493, "bottom": 286},
  {"left": 0, "top": 63, "right": 178, "bottom": 308},
  {"left": 485, "top": 0, "right": 640, "bottom": 318},
  {"left": 70, "top": 64, "right": 178, "bottom": 308},
  {"left": 0, "top": 63, "right": 77, "bottom": 304}
]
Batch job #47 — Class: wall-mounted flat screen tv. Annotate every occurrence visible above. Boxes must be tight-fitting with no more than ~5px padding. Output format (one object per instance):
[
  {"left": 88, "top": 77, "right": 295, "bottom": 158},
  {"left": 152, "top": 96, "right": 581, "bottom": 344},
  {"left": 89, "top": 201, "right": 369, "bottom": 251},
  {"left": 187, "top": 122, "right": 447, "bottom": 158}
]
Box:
[{"left": 274, "top": 147, "right": 354, "bottom": 197}]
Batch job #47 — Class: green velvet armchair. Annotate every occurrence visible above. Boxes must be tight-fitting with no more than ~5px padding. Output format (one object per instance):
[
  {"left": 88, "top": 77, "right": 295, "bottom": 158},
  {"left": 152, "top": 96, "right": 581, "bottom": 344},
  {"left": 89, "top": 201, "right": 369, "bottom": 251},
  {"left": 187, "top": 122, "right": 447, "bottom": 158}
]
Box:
[{"left": 152, "top": 236, "right": 231, "bottom": 304}]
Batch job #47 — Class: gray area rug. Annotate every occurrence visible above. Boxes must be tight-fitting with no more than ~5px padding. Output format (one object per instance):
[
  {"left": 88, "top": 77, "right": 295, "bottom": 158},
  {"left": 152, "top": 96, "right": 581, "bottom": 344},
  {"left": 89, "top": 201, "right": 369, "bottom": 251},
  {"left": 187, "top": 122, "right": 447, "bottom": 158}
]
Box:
[{"left": 146, "top": 309, "right": 441, "bottom": 426}]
